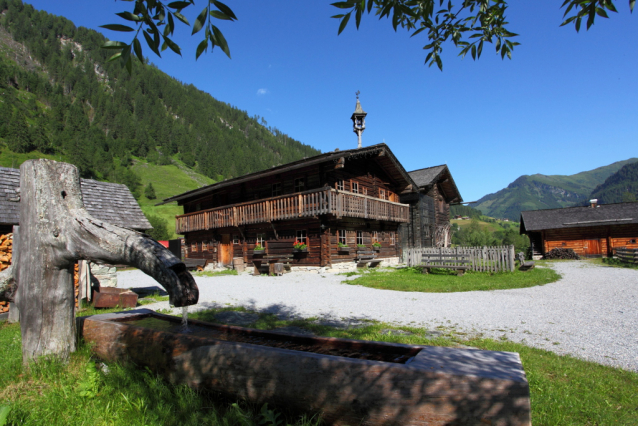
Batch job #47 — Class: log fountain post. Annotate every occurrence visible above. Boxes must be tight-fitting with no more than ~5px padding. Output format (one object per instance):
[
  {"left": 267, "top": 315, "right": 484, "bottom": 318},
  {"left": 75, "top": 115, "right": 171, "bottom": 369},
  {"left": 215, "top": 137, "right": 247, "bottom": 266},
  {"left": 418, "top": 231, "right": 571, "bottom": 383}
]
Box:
[{"left": 6, "top": 159, "right": 198, "bottom": 363}]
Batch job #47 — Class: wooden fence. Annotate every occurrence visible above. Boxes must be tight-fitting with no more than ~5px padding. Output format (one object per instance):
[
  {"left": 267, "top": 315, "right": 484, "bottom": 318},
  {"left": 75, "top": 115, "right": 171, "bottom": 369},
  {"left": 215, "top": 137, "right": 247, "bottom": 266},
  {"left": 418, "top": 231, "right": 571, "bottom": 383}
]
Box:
[
  {"left": 616, "top": 247, "right": 638, "bottom": 264},
  {"left": 403, "top": 245, "right": 516, "bottom": 273}
]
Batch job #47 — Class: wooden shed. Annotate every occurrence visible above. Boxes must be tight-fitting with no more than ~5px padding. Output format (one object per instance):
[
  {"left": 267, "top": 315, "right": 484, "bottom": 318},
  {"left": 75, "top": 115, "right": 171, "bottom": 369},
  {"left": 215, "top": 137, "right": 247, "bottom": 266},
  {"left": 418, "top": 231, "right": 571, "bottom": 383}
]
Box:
[
  {"left": 0, "top": 166, "right": 152, "bottom": 232},
  {"left": 520, "top": 201, "right": 638, "bottom": 258},
  {"left": 402, "top": 165, "right": 463, "bottom": 248}
]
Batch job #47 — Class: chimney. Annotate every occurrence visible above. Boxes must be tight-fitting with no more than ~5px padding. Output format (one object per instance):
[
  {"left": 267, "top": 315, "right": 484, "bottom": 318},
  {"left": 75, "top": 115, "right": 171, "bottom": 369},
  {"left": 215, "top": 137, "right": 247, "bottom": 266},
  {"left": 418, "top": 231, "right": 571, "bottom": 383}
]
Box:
[{"left": 589, "top": 199, "right": 598, "bottom": 208}]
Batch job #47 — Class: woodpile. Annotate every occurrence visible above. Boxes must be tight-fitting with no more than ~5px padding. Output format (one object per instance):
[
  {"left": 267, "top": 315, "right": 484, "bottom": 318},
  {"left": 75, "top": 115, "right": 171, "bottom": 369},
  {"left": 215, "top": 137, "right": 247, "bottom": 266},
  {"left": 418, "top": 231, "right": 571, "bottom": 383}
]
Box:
[
  {"left": 542, "top": 248, "right": 580, "bottom": 260},
  {"left": 1, "top": 233, "right": 13, "bottom": 313},
  {"left": 74, "top": 263, "right": 79, "bottom": 308}
]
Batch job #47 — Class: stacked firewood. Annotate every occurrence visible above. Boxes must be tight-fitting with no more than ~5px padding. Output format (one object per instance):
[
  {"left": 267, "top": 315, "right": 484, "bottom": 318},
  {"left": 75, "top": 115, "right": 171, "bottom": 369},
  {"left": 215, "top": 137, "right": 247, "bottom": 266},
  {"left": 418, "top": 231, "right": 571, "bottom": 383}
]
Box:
[
  {"left": 74, "top": 263, "right": 79, "bottom": 308},
  {"left": 0, "top": 233, "right": 13, "bottom": 313},
  {"left": 542, "top": 248, "right": 580, "bottom": 260}
]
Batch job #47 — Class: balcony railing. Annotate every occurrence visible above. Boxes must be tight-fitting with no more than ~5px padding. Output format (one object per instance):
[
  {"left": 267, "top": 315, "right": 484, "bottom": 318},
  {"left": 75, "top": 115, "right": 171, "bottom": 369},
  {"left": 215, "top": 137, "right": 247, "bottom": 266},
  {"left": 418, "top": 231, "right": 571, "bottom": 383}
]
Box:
[{"left": 175, "top": 187, "right": 410, "bottom": 234}]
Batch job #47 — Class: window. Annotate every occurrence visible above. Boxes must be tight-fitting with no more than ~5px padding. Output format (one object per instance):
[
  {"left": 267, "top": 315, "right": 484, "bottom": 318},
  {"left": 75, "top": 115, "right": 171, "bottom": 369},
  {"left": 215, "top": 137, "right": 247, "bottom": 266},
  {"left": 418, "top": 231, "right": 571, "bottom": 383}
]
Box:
[
  {"left": 390, "top": 232, "right": 396, "bottom": 246},
  {"left": 373, "top": 231, "right": 378, "bottom": 242},
  {"left": 202, "top": 242, "right": 208, "bottom": 251},
  {"left": 631, "top": 239, "right": 636, "bottom": 244},
  {"left": 351, "top": 181, "right": 359, "bottom": 194},
  {"left": 257, "top": 233, "right": 266, "bottom": 245},
  {"left": 232, "top": 235, "right": 239, "bottom": 244},
  {"left": 272, "top": 183, "right": 282, "bottom": 197},
  {"left": 379, "top": 189, "right": 386, "bottom": 200},
  {"left": 191, "top": 242, "right": 197, "bottom": 252},
  {"left": 294, "top": 178, "right": 305, "bottom": 192},
  {"left": 296, "top": 230, "right": 307, "bottom": 245},
  {"left": 336, "top": 180, "right": 344, "bottom": 191},
  {"left": 357, "top": 231, "right": 363, "bottom": 246},
  {"left": 388, "top": 191, "right": 395, "bottom": 202},
  {"left": 362, "top": 187, "right": 368, "bottom": 195},
  {"left": 338, "top": 230, "right": 347, "bottom": 245}
]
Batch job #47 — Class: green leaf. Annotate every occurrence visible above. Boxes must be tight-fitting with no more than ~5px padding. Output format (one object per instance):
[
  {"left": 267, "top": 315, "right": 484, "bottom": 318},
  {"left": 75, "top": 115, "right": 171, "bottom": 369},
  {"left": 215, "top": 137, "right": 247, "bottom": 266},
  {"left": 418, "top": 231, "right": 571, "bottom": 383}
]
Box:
[
  {"left": 107, "top": 51, "right": 122, "bottom": 62},
  {"left": 192, "top": 6, "right": 208, "bottom": 35},
  {"left": 212, "top": 25, "right": 231, "bottom": 58},
  {"left": 163, "top": 36, "right": 182, "bottom": 56},
  {"left": 133, "top": 37, "right": 144, "bottom": 63},
  {"left": 630, "top": 0, "right": 635, "bottom": 12},
  {"left": 167, "top": 1, "right": 191, "bottom": 9},
  {"left": 196, "top": 38, "right": 208, "bottom": 59},
  {"left": 210, "top": 10, "right": 232, "bottom": 20},
  {"left": 100, "top": 24, "right": 135, "bottom": 32},
  {"left": 143, "top": 30, "right": 161, "bottom": 57},
  {"left": 0, "top": 406, "right": 12, "bottom": 426},
  {"left": 116, "top": 11, "right": 142, "bottom": 22},
  {"left": 338, "top": 11, "right": 351, "bottom": 35},
  {"left": 173, "top": 12, "right": 189, "bottom": 25},
  {"left": 102, "top": 40, "right": 128, "bottom": 49},
  {"left": 435, "top": 55, "right": 442, "bottom": 71},
  {"left": 331, "top": 1, "right": 355, "bottom": 9},
  {"left": 211, "top": 1, "right": 238, "bottom": 21}
]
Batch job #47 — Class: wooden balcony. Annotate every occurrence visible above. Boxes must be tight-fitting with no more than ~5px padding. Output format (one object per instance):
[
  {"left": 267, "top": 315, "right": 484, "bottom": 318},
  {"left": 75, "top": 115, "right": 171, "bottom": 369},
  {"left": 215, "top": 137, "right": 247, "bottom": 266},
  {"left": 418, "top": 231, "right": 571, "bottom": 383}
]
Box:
[{"left": 175, "top": 187, "right": 410, "bottom": 234}]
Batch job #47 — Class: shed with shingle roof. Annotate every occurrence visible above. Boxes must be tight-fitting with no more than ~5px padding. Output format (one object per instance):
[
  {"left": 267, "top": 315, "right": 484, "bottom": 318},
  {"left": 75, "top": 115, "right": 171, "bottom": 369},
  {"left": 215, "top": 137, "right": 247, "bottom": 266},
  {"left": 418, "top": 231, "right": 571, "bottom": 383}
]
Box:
[
  {"left": 0, "top": 167, "right": 151, "bottom": 233},
  {"left": 520, "top": 202, "right": 638, "bottom": 258}
]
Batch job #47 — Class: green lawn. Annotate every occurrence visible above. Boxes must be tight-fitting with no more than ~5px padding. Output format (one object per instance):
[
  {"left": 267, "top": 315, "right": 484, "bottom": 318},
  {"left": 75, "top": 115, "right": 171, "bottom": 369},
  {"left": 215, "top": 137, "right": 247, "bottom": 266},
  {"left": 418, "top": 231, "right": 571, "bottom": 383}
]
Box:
[
  {"left": 343, "top": 266, "right": 561, "bottom": 292},
  {"left": 2, "top": 303, "right": 637, "bottom": 426}
]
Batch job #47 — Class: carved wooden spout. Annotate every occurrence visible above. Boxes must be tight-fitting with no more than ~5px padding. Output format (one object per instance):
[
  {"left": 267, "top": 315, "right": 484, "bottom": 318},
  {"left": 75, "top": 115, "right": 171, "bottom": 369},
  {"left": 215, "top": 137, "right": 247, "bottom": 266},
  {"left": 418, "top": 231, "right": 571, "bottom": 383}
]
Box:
[{"left": 11, "top": 159, "right": 198, "bottom": 362}]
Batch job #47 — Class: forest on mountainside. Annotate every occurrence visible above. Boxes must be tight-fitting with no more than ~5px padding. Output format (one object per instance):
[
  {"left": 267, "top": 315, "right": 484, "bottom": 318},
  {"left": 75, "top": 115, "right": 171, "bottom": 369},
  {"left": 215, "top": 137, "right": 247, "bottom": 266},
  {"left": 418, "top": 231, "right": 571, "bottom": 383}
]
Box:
[
  {"left": 0, "top": 0, "right": 319, "bottom": 199},
  {"left": 590, "top": 162, "right": 638, "bottom": 204}
]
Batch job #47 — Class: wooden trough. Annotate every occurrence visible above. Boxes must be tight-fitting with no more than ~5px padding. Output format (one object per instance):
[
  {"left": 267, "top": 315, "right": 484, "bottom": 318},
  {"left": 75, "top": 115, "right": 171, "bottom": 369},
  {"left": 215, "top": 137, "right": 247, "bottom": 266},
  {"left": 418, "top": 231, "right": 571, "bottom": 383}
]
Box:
[
  {"left": 91, "top": 286, "right": 138, "bottom": 308},
  {"left": 77, "top": 309, "right": 531, "bottom": 426}
]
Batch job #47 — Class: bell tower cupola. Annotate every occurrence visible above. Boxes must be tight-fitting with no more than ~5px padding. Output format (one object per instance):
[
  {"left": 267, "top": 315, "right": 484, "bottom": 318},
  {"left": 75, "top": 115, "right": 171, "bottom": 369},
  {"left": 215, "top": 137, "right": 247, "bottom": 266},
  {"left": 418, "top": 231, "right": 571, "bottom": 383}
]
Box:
[{"left": 351, "top": 91, "right": 367, "bottom": 149}]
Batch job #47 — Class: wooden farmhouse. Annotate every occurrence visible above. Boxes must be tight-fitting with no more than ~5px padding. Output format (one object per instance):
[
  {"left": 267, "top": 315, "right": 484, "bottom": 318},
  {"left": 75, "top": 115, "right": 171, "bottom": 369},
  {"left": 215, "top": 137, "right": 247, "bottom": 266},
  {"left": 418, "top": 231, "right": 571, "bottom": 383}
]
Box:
[
  {"left": 0, "top": 166, "right": 152, "bottom": 234},
  {"left": 404, "top": 165, "right": 463, "bottom": 248},
  {"left": 158, "top": 143, "right": 421, "bottom": 270},
  {"left": 520, "top": 200, "right": 638, "bottom": 258}
]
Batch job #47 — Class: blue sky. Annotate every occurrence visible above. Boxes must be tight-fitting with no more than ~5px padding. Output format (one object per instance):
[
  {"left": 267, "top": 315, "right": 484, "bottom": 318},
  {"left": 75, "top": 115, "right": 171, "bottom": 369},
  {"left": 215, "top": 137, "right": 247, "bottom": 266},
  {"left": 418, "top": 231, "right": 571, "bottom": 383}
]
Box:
[{"left": 26, "top": 1, "right": 638, "bottom": 202}]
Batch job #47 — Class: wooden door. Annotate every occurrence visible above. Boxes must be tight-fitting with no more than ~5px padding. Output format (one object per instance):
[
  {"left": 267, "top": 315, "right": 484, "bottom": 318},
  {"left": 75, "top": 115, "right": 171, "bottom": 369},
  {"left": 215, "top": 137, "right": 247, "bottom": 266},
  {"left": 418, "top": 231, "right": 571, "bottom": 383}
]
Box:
[
  {"left": 584, "top": 239, "right": 601, "bottom": 256},
  {"left": 220, "top": 234, "right": 232, "bottom": 265}
]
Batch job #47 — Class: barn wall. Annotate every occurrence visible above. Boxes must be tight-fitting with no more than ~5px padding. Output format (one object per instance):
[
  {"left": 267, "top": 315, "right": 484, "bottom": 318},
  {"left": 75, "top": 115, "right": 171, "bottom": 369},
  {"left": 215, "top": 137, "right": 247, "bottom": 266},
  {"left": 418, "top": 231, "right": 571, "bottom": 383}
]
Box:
[{"left": 541, "top": 224, "right": 638, "bottom": 256}]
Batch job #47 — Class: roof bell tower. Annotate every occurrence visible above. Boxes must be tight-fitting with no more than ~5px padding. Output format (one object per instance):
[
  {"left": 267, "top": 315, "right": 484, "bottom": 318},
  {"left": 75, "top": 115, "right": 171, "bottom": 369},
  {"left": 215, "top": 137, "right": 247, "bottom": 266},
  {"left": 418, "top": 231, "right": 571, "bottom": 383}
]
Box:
[{"left": 351, "top": 91, "right": 367, "bottom": 149}]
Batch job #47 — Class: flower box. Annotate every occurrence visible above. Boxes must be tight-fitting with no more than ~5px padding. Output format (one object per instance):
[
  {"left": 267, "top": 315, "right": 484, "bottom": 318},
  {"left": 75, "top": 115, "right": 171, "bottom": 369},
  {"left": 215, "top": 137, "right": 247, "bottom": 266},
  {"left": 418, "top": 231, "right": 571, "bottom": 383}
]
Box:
[
  {"left": 253, "top": 249, "right": 265, "bottom": 255},
  {"left": 292, "top": 248, "right": 308, "bottom": 253},
  {"left": 338, "top": 246, "right": 351, "bottom": 253}
]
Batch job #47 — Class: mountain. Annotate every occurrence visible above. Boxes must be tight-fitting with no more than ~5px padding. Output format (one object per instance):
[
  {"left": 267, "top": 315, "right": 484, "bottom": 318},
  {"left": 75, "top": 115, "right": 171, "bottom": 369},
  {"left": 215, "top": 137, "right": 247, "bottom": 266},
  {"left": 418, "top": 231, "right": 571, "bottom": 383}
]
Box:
[
  {"left": 0, "top": 0, "right": 319, "bottom": 202},
  {"left": 471, "top": 158, "right": 638, "bottom": 220},
  {"left": 590, "top": 162, "right": 638, "bottom": 204}
]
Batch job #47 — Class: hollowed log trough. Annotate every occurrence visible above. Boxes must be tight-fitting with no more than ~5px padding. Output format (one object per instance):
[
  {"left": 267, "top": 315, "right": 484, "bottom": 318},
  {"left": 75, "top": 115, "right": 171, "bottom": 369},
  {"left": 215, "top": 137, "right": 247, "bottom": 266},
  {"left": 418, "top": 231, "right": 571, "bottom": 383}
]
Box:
[{"left": 78, "top": 309, "right": 531, "bottom": 425}]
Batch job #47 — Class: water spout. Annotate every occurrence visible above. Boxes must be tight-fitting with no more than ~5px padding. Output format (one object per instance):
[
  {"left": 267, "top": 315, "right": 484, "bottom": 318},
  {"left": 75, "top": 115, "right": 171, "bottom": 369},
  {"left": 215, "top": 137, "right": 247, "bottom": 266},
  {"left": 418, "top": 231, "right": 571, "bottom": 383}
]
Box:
[{"left": 181, "top": 306, "right": 190, "bottom": 333}]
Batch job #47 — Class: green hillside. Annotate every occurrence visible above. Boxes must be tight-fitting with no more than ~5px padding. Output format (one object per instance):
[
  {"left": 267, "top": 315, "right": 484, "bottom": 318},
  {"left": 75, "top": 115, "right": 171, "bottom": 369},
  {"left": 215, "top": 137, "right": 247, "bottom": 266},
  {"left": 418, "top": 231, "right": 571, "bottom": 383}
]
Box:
[
  {"left": 472, "top": 158, "right": 638, "bottom": 220},
  {"left": 590, "top": 161, "right": 638, "bottom": 204},
  {"left": 0, "top": 0, "right": 320, "bottom": 237}
]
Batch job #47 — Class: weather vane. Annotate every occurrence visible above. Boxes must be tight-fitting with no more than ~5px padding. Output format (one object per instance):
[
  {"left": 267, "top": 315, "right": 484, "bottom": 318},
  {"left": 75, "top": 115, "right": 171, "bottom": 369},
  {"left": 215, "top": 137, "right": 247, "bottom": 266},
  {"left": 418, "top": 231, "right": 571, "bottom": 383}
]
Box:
[{"left": 355, "top": 90, "right": 360, "bottom": 99}]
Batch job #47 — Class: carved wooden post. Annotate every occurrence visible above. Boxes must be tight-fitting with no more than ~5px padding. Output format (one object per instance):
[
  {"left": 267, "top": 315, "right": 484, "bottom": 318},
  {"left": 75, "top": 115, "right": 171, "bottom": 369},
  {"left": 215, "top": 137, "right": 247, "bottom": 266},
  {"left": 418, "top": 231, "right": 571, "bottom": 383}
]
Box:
[{"left": 8, "top": 159, "right": 198, "bottom": 363}]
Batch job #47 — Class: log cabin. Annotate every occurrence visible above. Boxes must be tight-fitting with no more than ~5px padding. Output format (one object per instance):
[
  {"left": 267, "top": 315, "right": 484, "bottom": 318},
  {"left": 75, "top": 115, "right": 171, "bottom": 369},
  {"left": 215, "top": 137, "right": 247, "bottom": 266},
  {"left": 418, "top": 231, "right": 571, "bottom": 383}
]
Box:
[
  {"left": 519, "top": 200, "right": 638, "bottom": 258},
  {"left": 401, "top": 165, "right": 463, "bottom": 248},
  {"left": 158, "top": 143, "right": 417, "bottom": 270}
]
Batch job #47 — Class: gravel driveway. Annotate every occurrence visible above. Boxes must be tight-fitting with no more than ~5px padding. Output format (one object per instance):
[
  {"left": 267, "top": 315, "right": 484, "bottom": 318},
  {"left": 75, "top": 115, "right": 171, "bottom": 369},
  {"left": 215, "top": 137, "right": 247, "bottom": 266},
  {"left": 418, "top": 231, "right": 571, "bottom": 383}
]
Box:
[{"left": 117, "top": 261, "right": 638, "bottom": 372}]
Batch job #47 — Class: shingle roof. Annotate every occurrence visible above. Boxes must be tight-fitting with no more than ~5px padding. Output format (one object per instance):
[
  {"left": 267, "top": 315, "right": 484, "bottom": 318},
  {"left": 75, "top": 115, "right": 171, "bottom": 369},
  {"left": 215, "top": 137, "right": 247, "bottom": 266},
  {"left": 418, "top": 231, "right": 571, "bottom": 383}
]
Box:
[
  {"left": 520, "top": 203, "right": 638, "bottom": 233},
  {"left": 0, "top": 167, "right": 151, "bottom": 231},
  {"left": 408, "top": 165, "right": 447, "bottom": 188},
  {"left": 159, "top": 143, "right": 418, "bottom": 205},
  {"left": 408, "top": 165, "right": 463, "bottom": 203}
]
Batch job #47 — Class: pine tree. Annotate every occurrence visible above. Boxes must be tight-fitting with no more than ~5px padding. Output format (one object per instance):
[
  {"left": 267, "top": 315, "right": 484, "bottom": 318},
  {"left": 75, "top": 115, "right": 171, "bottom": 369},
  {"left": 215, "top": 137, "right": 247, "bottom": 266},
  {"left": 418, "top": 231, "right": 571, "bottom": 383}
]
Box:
[{"left": 144, "top": 182, "right": 157, "bottom": 200}]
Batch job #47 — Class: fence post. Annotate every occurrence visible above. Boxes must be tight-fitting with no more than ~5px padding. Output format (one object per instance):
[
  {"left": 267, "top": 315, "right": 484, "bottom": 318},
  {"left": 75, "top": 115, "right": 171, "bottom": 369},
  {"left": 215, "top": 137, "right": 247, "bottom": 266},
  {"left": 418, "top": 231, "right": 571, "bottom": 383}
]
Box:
[{"left": 509, "top": 245, "right": 515, "bottom": 272}]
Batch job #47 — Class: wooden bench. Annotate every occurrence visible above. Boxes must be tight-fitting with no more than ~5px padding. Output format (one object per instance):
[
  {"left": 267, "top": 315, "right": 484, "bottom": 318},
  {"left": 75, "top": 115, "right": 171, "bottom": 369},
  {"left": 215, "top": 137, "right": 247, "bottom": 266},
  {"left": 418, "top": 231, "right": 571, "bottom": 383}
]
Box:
[
  {"left": 517, "top": 252, "right": 535, "bottom": 271},
  {"left": 253, "top": 254, "right": 294, "bottom": 276},
  {"left": 183, "top": 258, "right": 207, "bottom": 271},
  {"left": 419, "top": 253, "right": 471, "bottom": 276},
  {"left": 355, "top": 250, "right": 382, "bottom": 268}
]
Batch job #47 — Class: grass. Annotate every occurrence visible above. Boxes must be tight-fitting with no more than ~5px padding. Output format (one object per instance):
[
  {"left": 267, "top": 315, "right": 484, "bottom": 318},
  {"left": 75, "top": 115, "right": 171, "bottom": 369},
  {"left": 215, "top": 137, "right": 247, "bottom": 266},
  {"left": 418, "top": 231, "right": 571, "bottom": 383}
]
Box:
[
  {"left": 2, "top": 303, "right": 637, "bottom": 425},
  {"left": 191, "top": 269, "right": 238, "bottom": 277},
  {"left": 136, "top": 292, "right": 170, "bottom": 306},
  {"left": 593, "top": 257, "right": 638, "bottom": 270},
  {"left": 343, "top": 266, "right": 561, "bottom": 293}
]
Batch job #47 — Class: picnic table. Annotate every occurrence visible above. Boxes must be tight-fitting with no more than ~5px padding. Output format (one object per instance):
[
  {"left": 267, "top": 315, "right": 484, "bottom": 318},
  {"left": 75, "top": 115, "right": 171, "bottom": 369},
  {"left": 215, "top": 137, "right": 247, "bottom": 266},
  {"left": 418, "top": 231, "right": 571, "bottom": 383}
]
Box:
[{"left": 419, "top": 253, "right": 471, "bottom": 276}]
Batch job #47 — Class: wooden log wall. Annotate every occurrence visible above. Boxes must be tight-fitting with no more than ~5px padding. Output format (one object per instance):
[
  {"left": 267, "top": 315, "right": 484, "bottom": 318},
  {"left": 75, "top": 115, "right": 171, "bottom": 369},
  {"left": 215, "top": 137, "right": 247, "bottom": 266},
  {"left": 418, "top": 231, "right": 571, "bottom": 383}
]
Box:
[
  {"left": 542, "top": 224, "right": 638, "bottom": 257},
  {"left": 404, "top": 246, "right": 515, "bottom": 273}
]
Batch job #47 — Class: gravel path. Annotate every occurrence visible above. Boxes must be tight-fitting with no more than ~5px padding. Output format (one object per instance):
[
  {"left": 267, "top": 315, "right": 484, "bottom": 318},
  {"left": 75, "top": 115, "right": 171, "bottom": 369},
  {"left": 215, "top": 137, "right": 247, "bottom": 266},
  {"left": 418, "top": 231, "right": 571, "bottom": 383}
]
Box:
[{"left": 117, "top": 261, "right": 638, "bottom": 372}]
